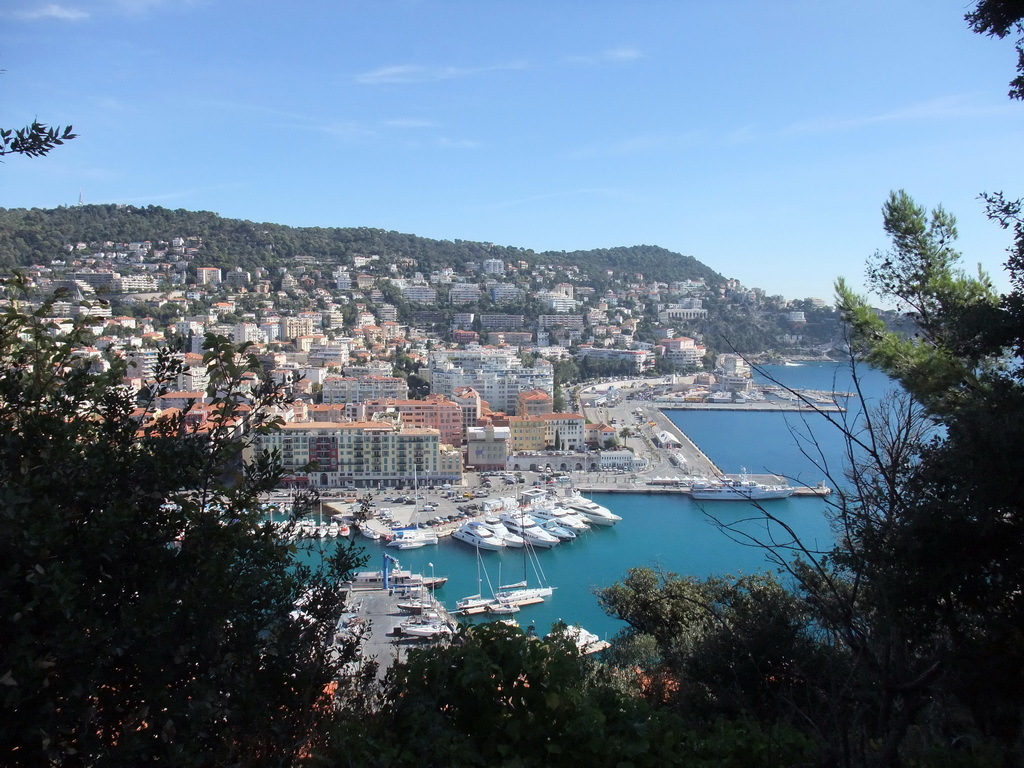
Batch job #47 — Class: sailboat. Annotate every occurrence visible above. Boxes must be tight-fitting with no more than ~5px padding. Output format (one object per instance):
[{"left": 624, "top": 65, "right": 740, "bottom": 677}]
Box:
[
  {"left": 457, "top": 547, "right": 500, "bottom": 615},
  {"left": 386, "top": 463, "right": 438, "bottom": 549},
  {"left": 492, "top": 504, "right": 556, "bottom": 608}
]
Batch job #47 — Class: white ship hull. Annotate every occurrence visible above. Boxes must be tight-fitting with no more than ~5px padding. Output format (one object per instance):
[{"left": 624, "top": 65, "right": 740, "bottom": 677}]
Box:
[{"left": 689, "top": 480, "right": 794, "bottom": 501}]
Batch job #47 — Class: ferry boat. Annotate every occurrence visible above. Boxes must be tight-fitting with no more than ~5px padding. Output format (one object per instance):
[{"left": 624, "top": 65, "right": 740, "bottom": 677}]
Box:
[{"left": 688, "top": 475, "right": 794, "bottom": 501}]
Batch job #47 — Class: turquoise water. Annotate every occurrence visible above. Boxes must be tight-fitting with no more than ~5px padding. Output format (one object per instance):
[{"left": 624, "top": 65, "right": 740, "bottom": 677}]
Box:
[{"left": 350, "top": 362, "right": 898, "bottom": 641}]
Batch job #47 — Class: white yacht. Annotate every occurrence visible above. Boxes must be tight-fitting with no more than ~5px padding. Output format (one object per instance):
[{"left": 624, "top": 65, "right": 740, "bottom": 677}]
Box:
[
  {"left": 451, "top": 521, "right": 506, "bottom": 551},
  {"left": 357, "top": 522, "right": 384, "bottom": 540},
  {"left": 546, "top": 625, "right": 611, "bottom": 655},
  {"left": 538, "top": 518, "right": 576, "bottom": 540},
  {"left": 529, "top": 503, "right": 591, "bottom": 531},
  {"left": 400, "top": 618, "right": 453, "bottom": 639},
  {"left": 386, "top": 527, "right": 439, "bottom": 549},
  {"left": 558, "top": 493, "right": 622, "bottom": 526},
  {"left": 481, "top": 517, "right": 524, "bottom": 548},
  {"left": 498, "top": 511, "right": 561, "bottom": 548},
  {"left": 492, "top": 583, "right": 555, "bottom": 607}
]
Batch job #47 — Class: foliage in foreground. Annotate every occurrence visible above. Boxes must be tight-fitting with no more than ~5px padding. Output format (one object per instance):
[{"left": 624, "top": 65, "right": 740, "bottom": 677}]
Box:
[
  {"left": 317, "top": 621, "right": 811, "bottom": 768},
  {"left": 0, "top": 283, "right": 366, "bottom": 766},
  {"left": 594, "top": 188, "right": 1024, "bottom": 766}
]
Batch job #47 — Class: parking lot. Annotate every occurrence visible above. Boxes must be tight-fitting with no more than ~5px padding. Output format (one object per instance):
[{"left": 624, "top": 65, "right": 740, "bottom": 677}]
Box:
[{"left": 313, "top": 469, "right": 567, "bottom": 534}]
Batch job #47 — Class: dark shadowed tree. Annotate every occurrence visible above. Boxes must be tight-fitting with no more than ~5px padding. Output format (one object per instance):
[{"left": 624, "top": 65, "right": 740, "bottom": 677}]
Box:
[
  {"left": 0, "top": 120, "right": 76, "bottom": 159},
  {"left": 966, "top": 0, "right": 1024, "bottom": 99},
  {"left": 0, "top": 279, "right": 367, "bottom": 765}
]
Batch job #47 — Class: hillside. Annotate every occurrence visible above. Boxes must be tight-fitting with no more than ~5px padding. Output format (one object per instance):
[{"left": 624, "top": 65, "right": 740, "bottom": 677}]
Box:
[{"left": 0, "top": 204, "right": 726, "bottom": 287}]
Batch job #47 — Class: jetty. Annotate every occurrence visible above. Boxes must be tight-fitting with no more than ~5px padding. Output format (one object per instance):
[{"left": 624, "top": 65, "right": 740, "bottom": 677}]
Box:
[
  {"left": 337, "top": 554, "right": 456, "bottom": 678},
  {"left": 578, "top": 377, "right": 832, "bottom": 498}
]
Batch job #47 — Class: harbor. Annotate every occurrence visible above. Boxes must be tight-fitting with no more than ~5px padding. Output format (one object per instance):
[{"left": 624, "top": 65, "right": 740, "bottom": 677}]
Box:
[{"left": 313, "top": 363, "right": 875, "bottom": 672}]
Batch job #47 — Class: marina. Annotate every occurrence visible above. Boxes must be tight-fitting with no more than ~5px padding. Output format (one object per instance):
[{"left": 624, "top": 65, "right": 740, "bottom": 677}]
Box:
[{"left": 314, "top": 363, "right": 894, "bottom": 673}]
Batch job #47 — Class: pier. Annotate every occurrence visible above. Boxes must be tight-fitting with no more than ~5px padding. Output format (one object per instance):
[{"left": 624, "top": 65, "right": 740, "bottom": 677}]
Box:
[
  {"left": 338, "top": 555, "right": 456, "bottom": 677},
  {"left": 579, "top": 377, "right": 832, "bottom": 498}
]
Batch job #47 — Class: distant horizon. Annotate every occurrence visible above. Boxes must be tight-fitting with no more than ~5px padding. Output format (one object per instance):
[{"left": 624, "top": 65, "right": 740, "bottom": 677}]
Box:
[{"left": 4, "top": 1, "right": 1021, "bottom": 301}]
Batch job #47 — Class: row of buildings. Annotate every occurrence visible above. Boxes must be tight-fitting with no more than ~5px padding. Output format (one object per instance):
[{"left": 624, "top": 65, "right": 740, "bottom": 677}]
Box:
[{"left": 15, "top": 228, "right": 833, "bottom": 489}]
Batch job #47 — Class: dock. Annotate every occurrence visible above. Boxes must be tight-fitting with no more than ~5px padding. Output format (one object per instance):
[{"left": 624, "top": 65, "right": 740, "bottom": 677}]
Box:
[
  {"left": 579, "top": 378, "right": 832, "bottom": 498},
  {"left": 338, "top": 557, "right": 457, "bottom": 677}
]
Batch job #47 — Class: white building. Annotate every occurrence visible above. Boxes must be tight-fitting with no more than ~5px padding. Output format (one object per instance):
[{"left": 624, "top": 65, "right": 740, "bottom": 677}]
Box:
[
  {"left": 448, "top": 283, "right": 482, "bottom": 304},
  {"left": 428, "top": 347, "right": 554, "bottom": 415},
  {"left": 401, "top": 284, "right": 438, "bottom": 304},
  {"left": 482, "top": 258, "right": 505, "bottom": 275},
  {"left": 321, "top": 375, "right": 410, "bottom": 404}
]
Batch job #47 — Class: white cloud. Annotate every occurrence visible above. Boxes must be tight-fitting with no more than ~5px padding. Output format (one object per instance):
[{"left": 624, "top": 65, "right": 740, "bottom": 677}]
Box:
[
  {"left": 12, "top": 3, "right": 89, "bottom": 21},
  {"left": 355, "top": 60, "right": 528, "bottom": 85},
  {"left": 384, "top": 118, "right": 438, "bottom": 129},
  {"left": 564, "top": 47, "right": 643, "bottom": 66}
]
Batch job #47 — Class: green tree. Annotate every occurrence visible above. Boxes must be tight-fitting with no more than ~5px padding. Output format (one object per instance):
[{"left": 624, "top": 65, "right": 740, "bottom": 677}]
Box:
[
  {"left": 322, "top": 621, "right": 809, "bottom": 768},
  {"left": 837, "top": 190, "right": 1024, "bottom": 757},
  {"left": 0, "top": 282, "right": 366, "bottom": 765},
  {"left": 598, "top": 569, "right": 824, "bottom": 728}
]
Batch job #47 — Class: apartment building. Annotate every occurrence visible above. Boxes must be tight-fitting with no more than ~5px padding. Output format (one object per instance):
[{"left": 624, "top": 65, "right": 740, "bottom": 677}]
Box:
[
  {"left": 507, "top": 414, "right": 546, "bottom": 452},
  {"left": 465, "top": 424, "right": 510, "bottom": 470},
  {"left": 359, "top": 395, "right": 465, "bottom": 447},
  {"left": 539, "top": 413, "right": 586, "bottom": 451},
  {"left": 321, "top": 374, "right": 409, "bottom": 404},
  {"left": 259, "top": 421, "right": 451, "bottom": 488},
  {"left": 517, "top": 388, "right": 554, "bottom": 416},
  {"left": 428, "top": 346, "right": 554, "bottom": 415}
]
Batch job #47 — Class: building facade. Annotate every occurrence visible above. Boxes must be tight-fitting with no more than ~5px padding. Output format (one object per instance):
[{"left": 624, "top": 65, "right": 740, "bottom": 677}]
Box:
[{"left": 258, "top": 421, "right": 454, "bottom": 488}]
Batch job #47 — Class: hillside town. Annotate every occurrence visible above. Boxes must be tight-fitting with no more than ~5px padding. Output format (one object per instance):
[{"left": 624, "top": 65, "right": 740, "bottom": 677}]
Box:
[{"left": 6, "top": 226, "right": 844, "bottom": 492}]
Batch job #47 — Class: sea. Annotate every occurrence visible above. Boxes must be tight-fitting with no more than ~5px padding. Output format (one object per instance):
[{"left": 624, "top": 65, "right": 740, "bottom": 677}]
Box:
[{"left": 337, "top": 362, "right": 897, "bottom": 642}]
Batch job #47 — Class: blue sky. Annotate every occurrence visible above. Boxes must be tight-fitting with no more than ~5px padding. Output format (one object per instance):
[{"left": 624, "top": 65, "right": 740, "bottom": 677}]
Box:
[{"left": 3, "top": 0, "right": 1022, "bottom": 301}]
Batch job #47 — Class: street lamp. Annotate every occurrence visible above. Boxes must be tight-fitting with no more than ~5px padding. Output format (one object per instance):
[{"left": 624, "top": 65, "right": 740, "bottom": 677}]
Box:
[{"left": 428, "top": 562, "right": 435, "bottom": 597}]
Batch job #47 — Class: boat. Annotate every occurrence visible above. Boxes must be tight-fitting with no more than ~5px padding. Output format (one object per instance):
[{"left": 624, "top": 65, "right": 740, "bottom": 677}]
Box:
[
  {"left": 457, "top": 547, "right": 502, "bottom": 615},
  {"left": 349, "top": 554, "right": 448, "bottom": 590},
  {"left": 397, "top": 597, "right": 436, "bottom": 615},
  {"left": 481, "top": 517, "right": 525, "bottom": 548},
  {"left": 386, "top": 526, "right": 439, "bottom": 549},
  {"left": 546, "top": 625, "right": 611, "bottom": 655},
  {"left": 688, "top": 472, "right": 794, "bottom": 501},
  {"left": 456, "top": 594, "right": 496, "bottom": 615},
  {"left": 492, "top": 542, "right": 556, "bottom": 607},
  {"left": 357, "top": 521, "right": 383, "bottom": 540},
  {"left": 498, "top": 511, "right": 560, "bottom": 548},
  {"left": 492, "top": 583, "right": 554, "bottom": 607},
  {"left": 526, "top": 500, "right": 591, "bottom": 531},
  {"left": 451, "top": 520, "right": 506, "bottom": 551},
  {"left": 558, "top": 492, "right": 622, "bottom": 526},
  {"left": 486, "top": 601, "right": 521, "bottom": 616},
  {"left": 399, "top": 618, "right": 453, "bottom": 639},
  {"left": 538, "top": 518, "right": 577, "bottom": 540}
]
